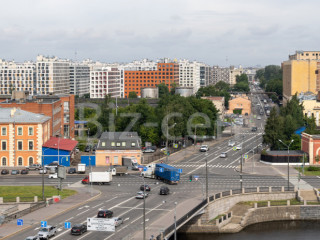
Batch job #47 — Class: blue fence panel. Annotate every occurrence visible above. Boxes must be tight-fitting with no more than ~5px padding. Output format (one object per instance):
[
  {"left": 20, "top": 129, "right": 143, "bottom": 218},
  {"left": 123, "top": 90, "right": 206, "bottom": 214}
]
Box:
[
  {"left": 81, "top": 156, "right": 96, "bottom": 166},
  {"left": 42, "top": 147, "right": 71, "bottom": 166}
]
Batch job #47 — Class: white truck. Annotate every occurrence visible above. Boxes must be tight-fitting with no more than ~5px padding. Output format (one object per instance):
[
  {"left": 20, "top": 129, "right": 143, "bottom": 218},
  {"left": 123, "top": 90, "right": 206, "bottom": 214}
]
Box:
[
  {"left": 109, "top": 165, "right": 128, "bottom": 176},
  {"left": 141, "top": 164, "right": 156, "bottom": 179},
  {"left": 81, "top": 172, "right": 112, "bottom": 185},
  {"left": 77, "top": 163, "right": 86, "bottom": 174},
  {"left": 122, "top": 157, "right": 139, "bottom": 170}
]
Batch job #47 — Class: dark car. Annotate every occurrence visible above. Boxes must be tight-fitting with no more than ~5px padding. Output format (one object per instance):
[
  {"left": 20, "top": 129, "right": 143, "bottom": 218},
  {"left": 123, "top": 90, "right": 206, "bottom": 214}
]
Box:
[
  {"left": 21, "top": 169, "right": 29, "bottom": 175},
  {"left": 140, "top": 184, "right": 151, "bottom": 191},
  {"left": 68, "top": 168, "right": 76, "bottom": 174},
  {"left": 84, "top": 145, "right": 92, "bottom": 152},
  {"left": 71, "top": 224, "right": 87, "bottom": 235},
  {"left": 11, "top": 170, "right": 20, "bottom": 175},
  {"left": 92, "top": 144, "right": 97, "bottom": 152},
  {"left": 159, "top": 186, "right": 170, "bottom": 195},
  {"left": 97, "top": 210, "right": 113, "bottom": 218},
  {"left": 251, "top": 127, "right": 257, "bottom": 132},
  {"left": 1, "top": 169, "right": 9, "bottom": 175}
]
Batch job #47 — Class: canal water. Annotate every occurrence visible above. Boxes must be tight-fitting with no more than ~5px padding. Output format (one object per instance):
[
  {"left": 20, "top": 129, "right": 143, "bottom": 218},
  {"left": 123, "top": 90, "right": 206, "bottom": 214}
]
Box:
[{"left": 177, "top": 221, "right": 320, "bottom": 240}]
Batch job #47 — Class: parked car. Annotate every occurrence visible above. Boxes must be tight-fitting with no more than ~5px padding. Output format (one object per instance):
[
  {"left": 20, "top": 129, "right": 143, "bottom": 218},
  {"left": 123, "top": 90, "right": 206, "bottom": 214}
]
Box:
[
  {"left": 159, "top": 186, "right": 170, "bottom": 195},
  {"left": 257, "top": 116, "right": 261, "bottom": 120},
  {"left": 236, "top": 145, "right": 242, "bottom": 150},
  {"left": 251, "top": 127, "right": 257, "bottom": 132},
  {"left": 140, "top": 184, "right": 151, "bottom": 191},
  {"left": 25, "top": 236, "right": 39, "bottom": 240},
  {"left": 37, "top": 225, "right": 56, "bottom": 239},
  {"left": 228, "top": 141, "right": 235, "bottom": 147},
  {"left": 39, "top": 168, "right": 47, "bottom": 174},
  {"left": 68, "top": 168, "right": 76, "bottom": 174},
  {"left": 143, "top": 148, "right": 155, "bottom": 153},
  {"left": 11, "top": 170, "right": 20, "bottom": 175},
  {"left": 21, "top": 169, "right": 29, "bottom": 175},
  {"left": 70, "top": 224, "right": 87, "bottom": 235},
  {"left": 48, "top": 173, "right": 58, "bottom": 179},
  {"left": 220, "top": 152, "right": 227, "bottom": 158},
  {"left": 112, "top": 217, "right": 123, "bottom": 227},
  {"left": 199, "top": 145, "right": 209, "bottom": 152},
  {"left": 27, "top": 164, "right": 42, "bottom": 171},
  {"left": 97, "top": 210, "right": 113, "bottom": 218},
  {"left": 136, "top": 191, "right": 148, "bottom": 199},
  {"left": 1, "top": 169, "right": 9, "bottom": 175},
  {"left": 84, "top": 145, "right": 92, "bottom": 152}
]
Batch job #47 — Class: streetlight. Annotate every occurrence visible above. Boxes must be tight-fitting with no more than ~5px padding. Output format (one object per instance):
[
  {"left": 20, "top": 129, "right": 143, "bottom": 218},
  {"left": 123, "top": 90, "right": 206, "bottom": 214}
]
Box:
[
  {"left": 41, "top": 145, "right": 57, "bottom": 201},
  {"left": 174, "top": 201, "right": 177, "bottom": 240},
  {"left": 205, "top": 152, "right": 208, "bottom": 200},
  {"left": 194, "top": 124, "right": 204, "bottom": 150},
  {"left": 279, "top": 139, "right": 294, "bottom": 190},
  {"left": 166, "top": 122, "right": 176, "bottom": 163}
]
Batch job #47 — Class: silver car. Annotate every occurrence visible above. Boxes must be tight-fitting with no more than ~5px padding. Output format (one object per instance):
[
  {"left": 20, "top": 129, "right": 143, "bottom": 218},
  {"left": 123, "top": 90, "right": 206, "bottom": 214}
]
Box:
[
  {"left": 112, "top": 217, "right": 123, "bottom": 227},
  {"left": 136, "top": 191, "right": 148, "bottom": 199},
  {"left": 38, "top": 225, "right": 56, "bottom": 239},
  {"left": 25, "top": 236, "right": 39, "bottom": 240}
]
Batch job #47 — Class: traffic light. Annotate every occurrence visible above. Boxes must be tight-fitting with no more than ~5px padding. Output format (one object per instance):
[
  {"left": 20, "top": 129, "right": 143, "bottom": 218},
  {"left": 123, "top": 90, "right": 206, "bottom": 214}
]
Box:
[{"left": 189, "top": 175, "right": 192, "bottom": 182}]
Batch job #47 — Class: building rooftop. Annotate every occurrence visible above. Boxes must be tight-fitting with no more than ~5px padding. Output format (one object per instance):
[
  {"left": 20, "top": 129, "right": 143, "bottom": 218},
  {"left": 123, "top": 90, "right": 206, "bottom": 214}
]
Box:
[
  {"left": 43, "top": 137, "right": 78, "bottom": 152},
  {"left": 97, "top": 132, "right": 141, "bottom": 151},
  {"left": 0, "top": 107, "right": 51, "bottom": 123},
  {"left": 202, "top": 96, "right": 224, "bottom": 101}
]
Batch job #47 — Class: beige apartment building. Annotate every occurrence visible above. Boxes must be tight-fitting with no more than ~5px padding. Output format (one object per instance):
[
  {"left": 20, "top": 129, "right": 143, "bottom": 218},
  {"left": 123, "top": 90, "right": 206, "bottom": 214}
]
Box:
[{"left": 282, "top": 51, "right": 320, "bottom": 102}]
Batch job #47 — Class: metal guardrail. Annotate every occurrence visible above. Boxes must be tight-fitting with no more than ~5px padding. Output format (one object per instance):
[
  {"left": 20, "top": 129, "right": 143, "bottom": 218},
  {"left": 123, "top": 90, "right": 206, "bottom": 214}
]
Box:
[{"left": 155, "top": 186, "right": 296, "bottom": 240}]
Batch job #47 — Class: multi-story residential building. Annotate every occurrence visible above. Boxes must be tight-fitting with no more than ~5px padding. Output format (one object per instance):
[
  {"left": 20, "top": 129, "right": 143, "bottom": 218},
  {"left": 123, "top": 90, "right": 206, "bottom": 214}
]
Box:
[
  {"left": 0, "top": 60, "right": 36, "bottom": 95},
  {"left": 0, "top": 91, "right": 75, "bottom": 139},
  {"left": 200, "top": 64, "right": 212, "bottom": 87},
  {"left": 90, "top": 67, "right": 121, "bottom": 99},
  {"left": 283, "top": 51, "right": 320, "bottom": 102},
  {"left": 36, "top": 55, "right": 70, "bottom": 95},
  {"left": 0, "top": 107, "right": 51, "bottom": 167},
  {"left": 124, "top": 60, "right": 179, "bottom": 98},
  {"left": 70, "top": 63, "right": 90, "bottom": 97},
  {"left": 212, "top": 66, "right": 243, "bottom": 85}
]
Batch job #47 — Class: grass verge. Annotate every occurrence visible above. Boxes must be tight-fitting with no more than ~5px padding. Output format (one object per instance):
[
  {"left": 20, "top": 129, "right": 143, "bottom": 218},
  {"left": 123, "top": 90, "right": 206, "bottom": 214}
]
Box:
[
  {"left": 0, "top": 186, "right": 77, "bottom": 202},
  {"left": 295, "top": 167, "right": 320, "bottom": 176}
]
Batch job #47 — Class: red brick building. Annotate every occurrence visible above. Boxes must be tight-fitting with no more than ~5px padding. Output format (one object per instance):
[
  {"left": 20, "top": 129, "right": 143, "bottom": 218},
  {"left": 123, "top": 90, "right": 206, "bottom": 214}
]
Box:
[
  {"left": 124, "top": 62, "right": 179, "bottom": 98},
  {"left": 301, "top": 132, "right": 320, "bottom": 165},
  {"left": 0, "top": 92, "right": 75, "bottom": 139}
]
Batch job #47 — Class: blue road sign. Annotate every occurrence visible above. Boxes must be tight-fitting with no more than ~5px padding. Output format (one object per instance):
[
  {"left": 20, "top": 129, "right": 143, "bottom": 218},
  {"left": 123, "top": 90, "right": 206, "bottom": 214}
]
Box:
[
  {"left": 143, "top": 167, "right": 147, "bottom": 171},
  {"left": 17, "top": 219, "right": 23, "bottom": 226},
  {"left": 159, "top": 168, "right": 164, "bottom": 173},
  {"left": 194, "top": 175, "right": 199, "bottom": 179},
  {"left": 178, "top": 169, "right": 183, "bottom": 173},
  {"left": 64, "top": 222, "right": 71, "bottom": 229},
  {"left": 41, "top": 221, "right": 47, "bottom": 228}
]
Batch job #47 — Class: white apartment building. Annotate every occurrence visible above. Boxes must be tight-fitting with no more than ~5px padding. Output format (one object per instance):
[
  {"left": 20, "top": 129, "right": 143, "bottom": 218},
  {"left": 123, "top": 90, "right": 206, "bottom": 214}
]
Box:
[
  {"left": 70, "top": 63, "right": 90, "bottom": 97},
  {"left": 0, "top": 60, "right": 36, "bottom": 95},
  {"left": 90, "top": 67, "right": 121, "bottom": 99},
  {"left": 36, "top": 55, "right": 70, "bottom": 95},
  {"left": 178, "top": 60, "right": 202, "bottom": 94}
]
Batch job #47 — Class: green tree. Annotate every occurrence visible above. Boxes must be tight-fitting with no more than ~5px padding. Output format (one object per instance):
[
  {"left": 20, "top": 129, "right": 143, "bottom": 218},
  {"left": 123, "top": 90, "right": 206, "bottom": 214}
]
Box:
[
  {"left": 305, "top": 116, "right": 320, "bottom": 135},
  {"left": 128, "top": 91, "right": 137, "bottom": 98},
  {"left": 233, "top": 81, "right": 249, "bottom": 92},
  {"left": 157, "top": 83, "right": 169, "bottom": 98},
  {"left": 215, "top": 81, "right": 230, "bottom": 92},
  {"left": 236, "top": 74, "right": 249, "bottom": 83},
  {"left": 264, "top": 65, "right": 282, "bottom": 82}
]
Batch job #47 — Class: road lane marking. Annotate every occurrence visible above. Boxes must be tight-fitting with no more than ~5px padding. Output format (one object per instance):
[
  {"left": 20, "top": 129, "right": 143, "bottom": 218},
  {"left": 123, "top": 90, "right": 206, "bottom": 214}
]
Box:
[{"left": 76, "top": 208, "right": 90, "bottom": 216}]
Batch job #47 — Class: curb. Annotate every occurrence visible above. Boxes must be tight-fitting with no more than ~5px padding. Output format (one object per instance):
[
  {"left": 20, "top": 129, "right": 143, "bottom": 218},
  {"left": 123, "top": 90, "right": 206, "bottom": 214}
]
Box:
[{"left": 1, "top": 189, "right": 102, "bottom": 240}]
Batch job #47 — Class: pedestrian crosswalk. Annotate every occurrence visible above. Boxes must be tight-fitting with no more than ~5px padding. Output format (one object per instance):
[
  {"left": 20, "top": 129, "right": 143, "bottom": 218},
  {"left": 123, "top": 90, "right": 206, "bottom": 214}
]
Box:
[{"left": 172, "top": 164, "right": 236, "bottom": 169}]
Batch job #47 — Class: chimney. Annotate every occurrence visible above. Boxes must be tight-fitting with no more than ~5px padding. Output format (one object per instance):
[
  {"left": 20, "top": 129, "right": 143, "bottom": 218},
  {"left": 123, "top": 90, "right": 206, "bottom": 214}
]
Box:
[{"left": 10, "top": 108, "right": 16, "bottom": 117}]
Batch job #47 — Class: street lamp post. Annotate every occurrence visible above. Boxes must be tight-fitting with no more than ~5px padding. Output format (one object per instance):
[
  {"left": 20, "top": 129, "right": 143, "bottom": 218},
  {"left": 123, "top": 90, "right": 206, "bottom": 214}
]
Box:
[
  {"left": 205, "top": 152, "right": 208, "bottom": 200},
  {"left": 279, "top": 139, "right": 294, "bottom": 190},
  {"left": 174, "top": 202, "right": 177, "bottom": 240},
  {"left": 165, "top": 122, "right": 176, "bottom": 163}
]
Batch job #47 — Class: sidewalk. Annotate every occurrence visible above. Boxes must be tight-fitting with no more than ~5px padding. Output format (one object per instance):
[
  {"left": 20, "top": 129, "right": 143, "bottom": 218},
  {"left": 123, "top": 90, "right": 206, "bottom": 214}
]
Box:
[
  {"left": 131, "top": 197, "right": 203, "bottom": 240},
  {"left": 0, "top": 185, "right": 100, "bottom": 239}
]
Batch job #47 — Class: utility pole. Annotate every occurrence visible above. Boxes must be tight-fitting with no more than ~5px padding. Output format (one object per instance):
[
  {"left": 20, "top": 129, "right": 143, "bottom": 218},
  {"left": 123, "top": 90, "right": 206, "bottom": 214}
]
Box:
[{"left": 205, "top": 152, "right": 208, "bottom": 200}]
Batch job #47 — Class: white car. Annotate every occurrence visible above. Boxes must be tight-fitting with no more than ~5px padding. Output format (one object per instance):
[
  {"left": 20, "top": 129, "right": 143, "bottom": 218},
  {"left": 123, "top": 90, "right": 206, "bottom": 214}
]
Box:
[
  {"left": 257, "top": 116, "right": 261, "bottom": 120},
  {"left": 220, "top": 152, "right": 227, "bottom": 158},
  {"left": 48, "top": 173, "right": 58, "bottom": 179},
  {"left": 236, "top": 145, "right": 242, "bottom": 150},
  {"left": 199, "top": 145, "right": 209, "bottom": 152},
  {"left": 38, "top": 225, "right": 56, "bottom": 239},
  {"left": 228, "top": 141, "right": 235, "bottom": 147}
]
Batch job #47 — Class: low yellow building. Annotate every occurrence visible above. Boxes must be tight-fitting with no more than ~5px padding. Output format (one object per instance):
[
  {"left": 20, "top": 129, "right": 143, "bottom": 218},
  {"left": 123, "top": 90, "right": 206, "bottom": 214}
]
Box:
[
  {"left": 228, "top": 96, "right": 251, "bottom": 115},
  {"left": 302, "top": 99, "right": 320, "bottom": 126},
  {"left": 201, "top": 96, "right": 225, "bottom": 118},
  {"left": 95, "top": 132, "right": 142, "bottom": 166}
]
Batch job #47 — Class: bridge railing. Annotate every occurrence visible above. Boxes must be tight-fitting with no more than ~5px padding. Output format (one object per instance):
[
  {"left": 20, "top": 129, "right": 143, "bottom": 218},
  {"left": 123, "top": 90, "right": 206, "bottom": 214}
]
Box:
[{"left": 156, "top": 186, "right": 296, "bottom": 240}]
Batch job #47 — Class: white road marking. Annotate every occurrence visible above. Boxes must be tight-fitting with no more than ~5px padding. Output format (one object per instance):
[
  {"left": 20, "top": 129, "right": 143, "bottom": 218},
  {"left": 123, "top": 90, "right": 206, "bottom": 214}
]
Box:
[
  {"left": 76, "top": 208, "right": 90, "bottom": 216},
  {"left": 65, "top": 217, "right": 74, "bottom": 222}
]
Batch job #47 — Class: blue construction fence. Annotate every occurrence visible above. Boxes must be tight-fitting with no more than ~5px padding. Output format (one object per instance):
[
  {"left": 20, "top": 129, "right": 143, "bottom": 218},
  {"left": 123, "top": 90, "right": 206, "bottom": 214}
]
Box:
[
  {"left": 81, "top": 156, "right": 96, "bottom": 166},
  {"left": 42, "top": 147, "right": 71, "bottom": 167}
]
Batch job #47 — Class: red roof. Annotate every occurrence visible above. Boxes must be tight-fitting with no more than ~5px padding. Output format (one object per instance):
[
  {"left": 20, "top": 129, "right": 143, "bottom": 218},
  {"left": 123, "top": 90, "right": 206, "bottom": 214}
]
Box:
[
  {"left": 43, "top": 137, "right": 78, "bottom": 152},
  {"left": 202, "top": 96, "right": 224, "bottom": 101}
]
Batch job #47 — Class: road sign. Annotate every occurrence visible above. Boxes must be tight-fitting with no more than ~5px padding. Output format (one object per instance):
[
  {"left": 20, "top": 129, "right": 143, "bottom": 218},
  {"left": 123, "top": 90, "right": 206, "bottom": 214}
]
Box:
[
  {"left": 159, "top": 167, "right": 164, "bottom": 173},
  {"left": 194, "top": 175, "right": 199, "bottom": 181},
  {"left": 233, "top": 147, "right": 237, "bottom": 151},
  {"left": 87, "top": 218, "right": 115, "bottom": 232},
  {"left": 173, "top": 144, "right": 178, "bottom": 149},
  {"left": 178, "top": 168, "right": 183, "bottom": 173},
  {"left": 244, "top": 155, "right": 248, "bottom": 159},
  {"left": 143, "top": 167, "right": 147, "bottom": 171},
  {"left": 17, "top": 219, "right": 23, "bottom": 226},
  {"left": 64, "top": 222, "right": 71, "bottom": 229},
  {"left": 41, "top": 221, "right": 47, "bottom": 228}
]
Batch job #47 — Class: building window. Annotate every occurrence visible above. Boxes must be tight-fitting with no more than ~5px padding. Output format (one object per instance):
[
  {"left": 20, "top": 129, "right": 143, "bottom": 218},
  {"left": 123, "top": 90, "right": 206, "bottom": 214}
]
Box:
[
  {"left": 18, "top": 141, "right": 23, "bottom": 151},
  {"left": 131, "top": 142, "right": 136, "bottom": 147},
  {"left": 17, "top": 127, "right": 23, "bottom": 136},
  {"left": 64, "top": 101, "right": 70, "bottom": 113},
  {"left": 64, "top": 125, "right": 69, "bottom": 137},
  {"left": 122, "top": 142, "right": 126, "bottom": 147},
  {"left": 114, "top": 156, "right": 119, "bottom": 164},
  {"left": 1, "top": 127, "right": 6, "bottom": 136},
  {"left": 116, "top": 142, "right": 121, "bottom": 147},
  {"left": 2, "top": 157, "right": 6, "bottom": 166},
  {"left": 28, "top": 157, "right": 33, "bottom": 165},
  {"left": 28, "top": 127, "right": 34, "bottom": 136},
  {"left": 102, "top": 142, "right": 106, "bottom": 147},
  {"left": 1, "top": 141, "right": 6, "bottom": 151},
  {"left": 28, "top": 141, "right": 34, "bottom": 150},
  {"left": 111, "top": 142, "right": 115, "bottom": 147},
  {"left": 18, "top": 157, "right": 23, "bottom": 166}
]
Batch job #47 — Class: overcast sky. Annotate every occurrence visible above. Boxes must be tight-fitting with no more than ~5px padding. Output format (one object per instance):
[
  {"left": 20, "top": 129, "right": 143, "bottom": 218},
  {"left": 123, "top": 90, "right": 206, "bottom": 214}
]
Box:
[{"left": 1, "top": 0, "right": 319, "bottom": 67}]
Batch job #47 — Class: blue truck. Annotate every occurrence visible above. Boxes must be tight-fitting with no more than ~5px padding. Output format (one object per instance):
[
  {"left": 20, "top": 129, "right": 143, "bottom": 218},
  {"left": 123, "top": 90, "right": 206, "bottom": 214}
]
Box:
[{"left": 154, "top": 163, "right": 180, "bottom": 184}]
